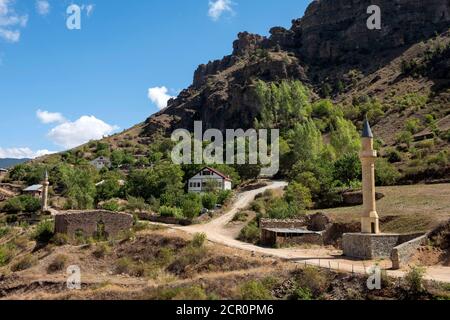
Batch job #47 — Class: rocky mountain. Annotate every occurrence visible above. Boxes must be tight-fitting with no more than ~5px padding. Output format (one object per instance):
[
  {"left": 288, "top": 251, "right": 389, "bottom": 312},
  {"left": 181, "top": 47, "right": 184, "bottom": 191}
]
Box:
[{"left": 142, "top": 0, "right": 450, "bottom": 141}]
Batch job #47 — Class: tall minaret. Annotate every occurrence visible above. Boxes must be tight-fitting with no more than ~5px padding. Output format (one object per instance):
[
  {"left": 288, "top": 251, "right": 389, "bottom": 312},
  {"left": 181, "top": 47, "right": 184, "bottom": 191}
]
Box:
[
  {"left": 360, "top": 118, "right": 380, "bottom": 234},
  {"left": 42, "top": 170, "right": 49, "bottom": 212}
]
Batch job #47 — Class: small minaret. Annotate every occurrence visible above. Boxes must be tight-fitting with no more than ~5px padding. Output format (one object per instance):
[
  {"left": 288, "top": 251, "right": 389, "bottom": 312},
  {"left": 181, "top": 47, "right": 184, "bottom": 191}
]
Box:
[
  {"left": 360, "top": 118, "right": 380, "bottom": 234},
  {"left": 42, "top": 170, "right": 49, "bottom": 212}
]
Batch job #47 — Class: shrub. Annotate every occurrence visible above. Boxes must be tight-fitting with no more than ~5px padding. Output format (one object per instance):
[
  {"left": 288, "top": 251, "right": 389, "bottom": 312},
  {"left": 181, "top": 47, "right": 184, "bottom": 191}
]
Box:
[
  {"left": 47, "top": 255, "right": 68, "bottom": 273},
  {"left": 192, "top": 233, "right": 207, "bottom": 248},
  {"left": 0, "top": 226, "right": 10, "bottom": 238},
  {"left": 32, "top": 220, "right": 54, "bottom": 243},
  {"left": 232, "top": 211, "right": 249, "bottom": 222},
  {"left": 11, "top": 254, "right": 37, "bottom": 272},
  {"left": 405, "top": 119, "right": 422, "bottom": 134},
  {"left": 405, "top": 266, "right": 426, "bottom": 295},
  {"left": 1, "top": 197, "right": 24, "bottom": 213},
  {"left": 375, "top": 159, "right": 401, "bottom": 186},
  {"left": 93, "top": 243, "right": 111, "bottom": 259},
  {"left": 296, "top": 266, "right": 329, "bottom": 296},
  {"left": 385, "top": 149, "right": 402, "bottom": 163},
  {"left": 267, "top": 199, "right": 301, "bottom": 219},
  {"left": 51, "top": 233, "right": 69, "bottom": 246},
  {"left": 202, "top": 193, "right": 218, "bottom": 210},
  {"left": 240, "top": 280, "right": 273, "bottom": 300},
  {"left": 181, "top": 199, "right": 202, "bottom": 220},
  {"left": 292, "top": 287, "right": 313, "bottom": 300},
  {"left": 101, "top": 200, "right": 120, "bottom": 212},
  {"left": 239, "top": 220, "right": 260, "bottom": 244},
  {"left": 217, "top": 190, "right": 232, "bottom": 205},
  {"left": 396, "top": 131, "right": 413, "bottom": 146},
  {"left": 333, "top": 153, "right": 361, "bottom": 185},
  {"left": 284, "top": 182, "right": 313, "bottom": 209},
  {"left": 0, "top": 244, "right": 15, "bottom": 267},
  {"left": 2, "top": 195, "right": 41, "bottom": 213},
  {"left": 115, "top": 257, "right": 133, "bottom": 275},
  {"left": 159, "top": 206, "right": 183, "bottom": 219}
]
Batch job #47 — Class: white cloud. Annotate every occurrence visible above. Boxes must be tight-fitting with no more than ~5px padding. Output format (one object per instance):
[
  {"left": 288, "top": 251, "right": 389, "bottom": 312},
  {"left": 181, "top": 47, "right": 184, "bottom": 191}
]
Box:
[
  {"left": 148, "top": 86, "right": 175, "bottom": 110},
  {"left": 36, "top": 0, "right": 50, "bottom": 16},
  {"left": 208, "top": 0, "right": 234, "bottom": 21},
  {"left": 0, "top": 147, "right": 55, "bottom": 159},
  {"left": 36, "top": 109, "right": 66, "bottom": 124},
  {"left": 47, "top": 115, "right": 119, "bottom": 149},
  {"left": 0, "top": 0, "right": 28, "bottom": 43}
]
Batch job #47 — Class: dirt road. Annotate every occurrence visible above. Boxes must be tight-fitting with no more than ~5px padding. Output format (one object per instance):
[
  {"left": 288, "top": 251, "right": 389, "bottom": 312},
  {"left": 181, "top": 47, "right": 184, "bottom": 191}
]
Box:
[{"left": 177, "top": 181, "right": 450, "bottom": 283}]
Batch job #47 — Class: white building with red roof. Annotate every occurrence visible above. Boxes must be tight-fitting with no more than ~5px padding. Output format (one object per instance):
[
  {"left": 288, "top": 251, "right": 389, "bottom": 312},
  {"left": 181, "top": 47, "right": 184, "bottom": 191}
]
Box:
[{"left": 188, "top": 167, "right": 232, "bottom": 193}]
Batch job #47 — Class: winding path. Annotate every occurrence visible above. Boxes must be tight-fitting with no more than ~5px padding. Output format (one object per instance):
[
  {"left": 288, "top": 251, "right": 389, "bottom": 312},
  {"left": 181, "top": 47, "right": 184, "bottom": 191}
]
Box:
[{"left": 176, "top": 181, "right": 450, "bottom": 283}]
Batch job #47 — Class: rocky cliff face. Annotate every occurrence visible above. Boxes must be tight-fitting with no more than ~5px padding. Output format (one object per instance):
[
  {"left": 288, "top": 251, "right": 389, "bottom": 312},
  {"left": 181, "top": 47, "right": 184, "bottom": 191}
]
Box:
[{"left": 143, "top": 0, "right": 450, "bottom": 136}]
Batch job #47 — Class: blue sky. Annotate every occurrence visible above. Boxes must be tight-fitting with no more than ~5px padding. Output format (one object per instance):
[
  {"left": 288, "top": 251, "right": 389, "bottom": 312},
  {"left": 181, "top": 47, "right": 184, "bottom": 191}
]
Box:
[{"left": 0, "top": 0, "right": 311, "bottom": 158}]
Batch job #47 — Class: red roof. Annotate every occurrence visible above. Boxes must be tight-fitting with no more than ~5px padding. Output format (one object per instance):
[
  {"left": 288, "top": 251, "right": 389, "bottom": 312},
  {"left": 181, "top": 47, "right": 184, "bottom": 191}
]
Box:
[{"left": 193, "top": 167, "right": 232, "bottom": 181}]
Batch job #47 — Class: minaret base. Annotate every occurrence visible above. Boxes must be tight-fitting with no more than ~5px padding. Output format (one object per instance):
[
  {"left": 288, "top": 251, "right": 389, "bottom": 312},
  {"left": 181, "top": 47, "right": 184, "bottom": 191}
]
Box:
[{"left": 361, "top": 212, "right": 380, "bottom": 234}]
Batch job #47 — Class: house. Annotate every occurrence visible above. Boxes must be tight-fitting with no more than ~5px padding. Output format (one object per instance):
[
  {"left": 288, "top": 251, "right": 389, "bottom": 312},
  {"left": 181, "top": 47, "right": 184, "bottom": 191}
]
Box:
[
  {"left": 90, "top": 156, "right": 111, "bottom": 170},
  {"left": 23, "top": 184, "right": 43, "bottom": 198},
  {"left": 188, "top": 167, "right": 232, "bottom": 193},
  {"left": 0, "top": 168, "right": 7, "bottom": 177}
]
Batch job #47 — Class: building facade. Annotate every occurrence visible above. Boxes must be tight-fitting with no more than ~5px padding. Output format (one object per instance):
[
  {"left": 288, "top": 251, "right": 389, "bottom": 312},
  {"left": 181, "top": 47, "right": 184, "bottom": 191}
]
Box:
[{"left": 188, "top": 167, "right": 232, "bottom": 193}]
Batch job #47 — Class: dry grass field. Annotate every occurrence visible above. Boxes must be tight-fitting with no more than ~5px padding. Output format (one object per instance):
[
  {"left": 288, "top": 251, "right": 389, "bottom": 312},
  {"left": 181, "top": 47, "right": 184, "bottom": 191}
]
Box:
[{"left": 309, "top": 184, "right": 450, "bottom": 233}]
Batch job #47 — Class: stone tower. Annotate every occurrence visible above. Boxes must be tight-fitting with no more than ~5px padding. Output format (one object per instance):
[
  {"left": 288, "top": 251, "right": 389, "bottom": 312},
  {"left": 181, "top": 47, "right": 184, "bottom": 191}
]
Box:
[
  {"left": 360, "top": 119, "right": 380, "bottom": 234},
  {"left": 42, "top": 171, "right": 49, "bottom": 212}
]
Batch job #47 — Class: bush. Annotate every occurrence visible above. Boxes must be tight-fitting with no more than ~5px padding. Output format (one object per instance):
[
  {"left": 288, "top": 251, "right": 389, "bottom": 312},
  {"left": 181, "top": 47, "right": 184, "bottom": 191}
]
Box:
[
  {"left": 292, "top": 287, "right": 313, "bottom": 300},
  {"left": 396, "top": 131, "right": 413, "bottom": 146},
  {"left": 0, "top": 226, "right": 10, "bottom": 238},
  {"left": 385, "top": 149, "right": 402, "bottom": 163},
  {"left": 333, "top": 153, "right": 361, "bottom": 185},
  {"left": 33, "top": 220, "right": 54, "bottom": 243},
  {"left": 11, "top": 254, "right": 37, "bottom": 272},
  {"left": 239, "top": 220, "right": 260, "bottom": 244},
  {"left": 405, "top": 266, "right": 426, "bottom": 295},
  {"left": 217, "top": 190, "right": 232, "bottom": 205},
  {"left": 284, "top": 182, "right": 313, "bottom": 210},
  {"left": 202, "top": 193, "right": 218, "bottom": 210},
  {"left": 101, "top": 200, "right": 120, "bottom": 212},
  {"left": 375, "top": 159, "right": 401, "bottom": 186},
  {"left": 47, "top": 255, "right": 68, "bottom": 273},
  {"left": 93, "top": 243, "right": 111, "bottom": 259},
  {"left": 192, "top": 233, "right": 207, "bottom": 248},
  {"left": 181, "top": 199, "right": 202, "bottom": 220},
  {"left": 0, "top": 244, "right": 15, "bottom": 267},
  {"left": 159, "top": 206, "right": 183, "bottom": 219},
  {"left": 240, "top": 280, "right": 273, "bottom": 300},
  {"left": 296, "top": 266, "right": 329, "bottom": 296},
  {"left": 2, "top": 195, "right": 41, "bottom": 214},
  {"left": 51, "top": 233, "right": 69, "bottom": 246}
]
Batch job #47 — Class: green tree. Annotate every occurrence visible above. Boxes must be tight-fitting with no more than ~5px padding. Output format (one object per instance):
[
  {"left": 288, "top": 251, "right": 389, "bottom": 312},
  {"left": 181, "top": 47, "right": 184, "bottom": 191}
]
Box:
[
  {"left": 333, "top": 153, "right": 362, "bottom": 186},
  {"left": 284, "top": 182, "right": 313, "bottom": 210}
]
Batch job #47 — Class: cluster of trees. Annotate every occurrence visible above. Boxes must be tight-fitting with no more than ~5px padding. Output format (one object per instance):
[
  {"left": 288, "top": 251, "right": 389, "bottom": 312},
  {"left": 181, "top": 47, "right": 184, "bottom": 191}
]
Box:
[{"left": 254, "top": 80, "right": 400, "bottom": 210}]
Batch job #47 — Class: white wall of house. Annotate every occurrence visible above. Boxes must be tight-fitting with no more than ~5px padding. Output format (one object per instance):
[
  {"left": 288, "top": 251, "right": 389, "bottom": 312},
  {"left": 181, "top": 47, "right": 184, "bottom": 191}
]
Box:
[{"left": 188, "top": 168, "right": 232, "bottom": 193}]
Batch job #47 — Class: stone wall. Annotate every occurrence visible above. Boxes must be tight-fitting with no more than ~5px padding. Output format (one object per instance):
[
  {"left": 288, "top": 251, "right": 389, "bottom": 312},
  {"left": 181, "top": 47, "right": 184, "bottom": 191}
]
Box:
[
  {"left": 260, "top": 218, "right": 308, "bottom": 230},
  {"left": 55, "top": 210, "right": 133, "bottom": 239},
  {"left": 343, "top": 232, "right": 427, "bottom": 260},
  {"left": 391, "top": 235, "right": 428, "bottom": 270},
  {"left": 261, "top": 229, "right": 324, "bottom": 247},
  {"left": 343, "top": 233, "right": 401, "bottom": 259}
]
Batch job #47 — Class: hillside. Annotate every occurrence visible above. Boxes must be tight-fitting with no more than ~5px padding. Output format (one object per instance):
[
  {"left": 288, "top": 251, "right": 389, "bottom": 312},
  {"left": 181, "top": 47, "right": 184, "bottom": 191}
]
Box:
[
  {"left": 0, "top": 159, "right": 29, "bottom": 169},
  {"left": 68, "top": 0, "right": 449, "bottom": 183}
]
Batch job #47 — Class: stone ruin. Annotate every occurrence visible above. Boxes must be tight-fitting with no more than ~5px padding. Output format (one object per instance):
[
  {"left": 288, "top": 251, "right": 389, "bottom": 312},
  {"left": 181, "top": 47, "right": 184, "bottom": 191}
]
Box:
[{"left": 55, "top": 210, "right": 133, "bottom": 239}]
